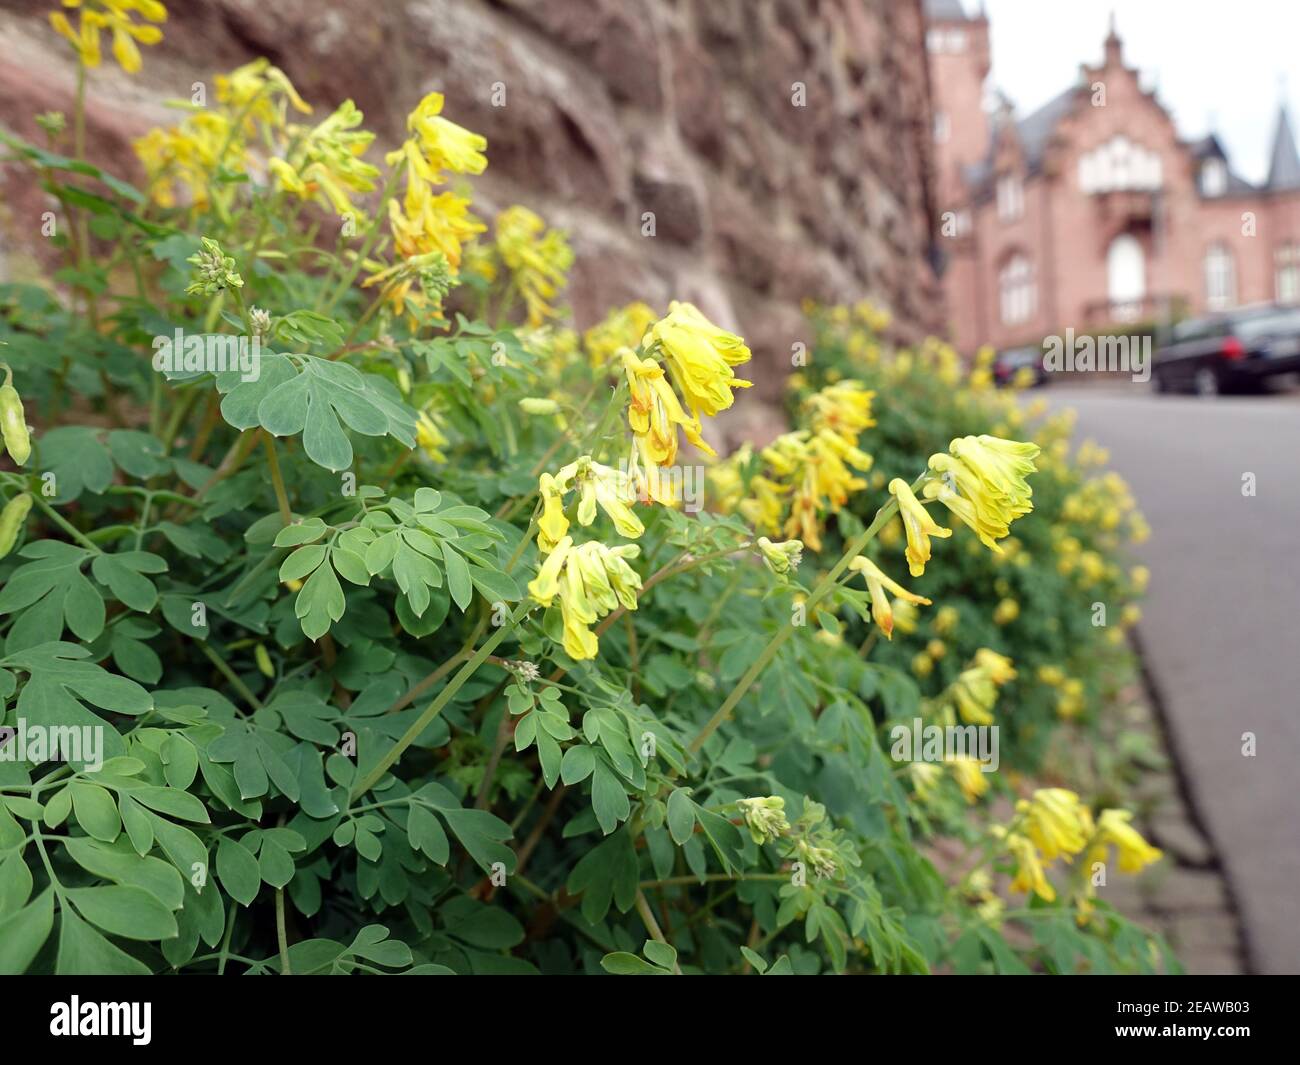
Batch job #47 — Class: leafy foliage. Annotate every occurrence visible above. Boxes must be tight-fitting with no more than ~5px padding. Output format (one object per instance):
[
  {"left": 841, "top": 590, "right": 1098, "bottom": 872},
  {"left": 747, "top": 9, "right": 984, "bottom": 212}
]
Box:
[{"left": 0, "top": 29, "right": 1174, "bottom": 977}]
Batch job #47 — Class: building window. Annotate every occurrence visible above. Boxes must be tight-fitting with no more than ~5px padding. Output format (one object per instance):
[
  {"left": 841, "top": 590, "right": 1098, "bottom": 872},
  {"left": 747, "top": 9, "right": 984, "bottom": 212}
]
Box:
[
  {"left": 999, "top": 254, "right": 1035, "bottom": 325},
  {"left": 1204, "top": 243, "right": 1236, "bottom": 311},
  {"left": 1200, "top": 159, "right": 1227, "bottom": 197},
  {"left": 933, "top": 111, "right": 950, "bottom": 143},
  {"left": 926, "top": 29, "right": 968, "bottom": 54},
  {"left": 1078, "top": 136, "right": 1163, "bottom": 194},
  {"left": 1277, "top": 244, "right": 1300, "bottom": 304},
  {"left": 996, "top": 174, "right": 1024, "bottom": 221}
]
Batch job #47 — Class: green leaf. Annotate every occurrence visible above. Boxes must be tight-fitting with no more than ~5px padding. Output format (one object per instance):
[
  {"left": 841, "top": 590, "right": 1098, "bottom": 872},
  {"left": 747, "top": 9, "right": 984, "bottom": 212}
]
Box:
[
  {"left": 216, "top": 837, "right": 261, "bottom": 906},
  {"left": 0, "top": 889, "right": 54, "bottom": 974},
  {"left": 70, "top": 782, "right": 122, "bottom": 842},
  {"left": 666, "top": 788, "right": 696, "bottom": 846},
  {"left": 560, "top": 744, "right": 596, "bottom": 786},
  {"left": 55, "top": 906, "right": 150, "bottom": 975},
  {"left": 36, "top": 426, "right": 114, "bottom": 502},
  {"left": 64, "top": 885, "right": 178, "bottom": 941}
]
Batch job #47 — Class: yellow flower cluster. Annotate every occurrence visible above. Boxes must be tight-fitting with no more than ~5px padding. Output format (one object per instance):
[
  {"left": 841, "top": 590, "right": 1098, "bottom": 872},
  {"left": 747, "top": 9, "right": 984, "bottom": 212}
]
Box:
[
  {"left": 585, "top": 302, "right": 658, "bottom": 369},
  {"left": 527, "top": 536, "right": 642, "bottom": 660},
  {"left": 51, "top": 0, "right": 165, "bottom": 74},
  {"left": 923, "top": 435, "right": 1040, "bottom": 553},
  {"left": 269, "top": 100, "right": 380, "bottom": 219},
  {"left": 720, "top": 381, "right": 873, "bottom": 552},
  {"left": 537, "top": 456, "right": 643, "bottom": 551},
  {"left": 495, "top": 206, "right": 573, "bottom": 327},
  {"left": 1003, "top": 788, "right": 1161, "bottom": 903},
  {"left": 365, "top": 91, "right": 488, "bottom": 321},
  {"left": 134, "top": 58, "right": 381, "bottom": 222},
  {"left": 932, "top": 648, "right": 1016, "bottom": 726},
  {"left": 623, "top": 301, "right": 753, "bottom": 483},
  {"left": 1037, "top": 666, "right": 1086, "bottom": 719}
]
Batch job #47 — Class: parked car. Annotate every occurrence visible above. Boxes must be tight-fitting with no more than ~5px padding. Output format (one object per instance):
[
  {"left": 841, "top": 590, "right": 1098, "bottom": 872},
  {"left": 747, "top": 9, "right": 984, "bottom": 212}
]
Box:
[
  {"left": 1152, "top": 305, "right": 1300, "bottom": 395},
  {"left": 992, "top": 345, "right": 1047, "bottom": 387}
]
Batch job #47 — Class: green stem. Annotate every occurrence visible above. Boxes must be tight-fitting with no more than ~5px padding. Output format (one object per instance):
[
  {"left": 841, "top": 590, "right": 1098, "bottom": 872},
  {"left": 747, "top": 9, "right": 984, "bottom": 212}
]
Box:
[
  {"left": 349, "top": 604, "right": 531, "bottom": 800},
  {"left": 275, "top": 888, "right": 291, "bottom": 975},
  {"left": 686, "top": 476, "right": 925, "bottom": 755}
]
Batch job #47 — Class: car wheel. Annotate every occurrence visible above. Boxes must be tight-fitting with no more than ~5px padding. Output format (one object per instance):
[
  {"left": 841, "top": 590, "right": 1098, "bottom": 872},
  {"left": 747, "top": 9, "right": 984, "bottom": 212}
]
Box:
[{"left": 1193, "top": 367, "right": 1220, "bottom": 397}]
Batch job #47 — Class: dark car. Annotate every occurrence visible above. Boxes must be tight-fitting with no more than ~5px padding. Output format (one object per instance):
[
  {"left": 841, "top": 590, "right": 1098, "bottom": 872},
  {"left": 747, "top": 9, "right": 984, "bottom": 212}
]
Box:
[
  {"left": 992, "top": 346, "right": 1047, "bottom": 387},
  {"left": 1152, "top": 306, "right": 1300, "bottom": 395}
]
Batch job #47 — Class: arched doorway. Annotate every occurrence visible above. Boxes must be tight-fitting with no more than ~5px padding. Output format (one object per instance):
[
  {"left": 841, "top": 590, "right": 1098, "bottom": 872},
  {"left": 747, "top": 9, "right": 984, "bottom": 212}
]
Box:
[{"left": 1107, "top": 233, "right": 1146, "bottom": 321}]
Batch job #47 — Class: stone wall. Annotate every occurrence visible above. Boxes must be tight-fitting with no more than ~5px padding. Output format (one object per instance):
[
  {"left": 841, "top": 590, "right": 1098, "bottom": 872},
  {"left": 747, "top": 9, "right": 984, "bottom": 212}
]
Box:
[{"left": 0, "top": 0, "right": 944, "bottom": 410}]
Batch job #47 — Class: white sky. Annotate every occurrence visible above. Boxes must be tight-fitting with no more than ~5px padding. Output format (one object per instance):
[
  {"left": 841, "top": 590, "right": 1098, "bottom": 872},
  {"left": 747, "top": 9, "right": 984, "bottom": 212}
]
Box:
[{"left": 977, "top": 0, "right": 1300, "bottom": 185}]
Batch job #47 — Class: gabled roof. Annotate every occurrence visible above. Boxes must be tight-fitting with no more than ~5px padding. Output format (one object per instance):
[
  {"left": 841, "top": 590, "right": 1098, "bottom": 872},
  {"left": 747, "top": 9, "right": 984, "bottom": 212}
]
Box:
[
  {"left": 1015, "top": 86, "right": 1081, "bottom": 172},
  {"left": 1266, "top": 106, "right": 1300, "bottom": 191}
]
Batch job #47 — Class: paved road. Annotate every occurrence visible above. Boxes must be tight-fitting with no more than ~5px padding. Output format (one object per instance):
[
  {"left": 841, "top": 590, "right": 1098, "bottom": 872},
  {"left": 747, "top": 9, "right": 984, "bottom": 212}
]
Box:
[{"left": 1047, "top": 386, "right": 1300, "bottom": 974}]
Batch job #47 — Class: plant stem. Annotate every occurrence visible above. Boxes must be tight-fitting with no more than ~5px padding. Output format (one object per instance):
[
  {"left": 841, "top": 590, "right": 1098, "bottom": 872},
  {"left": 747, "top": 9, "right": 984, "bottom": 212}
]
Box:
[
  {"left": 686, "top": 477, "right": 924, "bottom": 755},
  {"left": 349, "top": 605, "right": 530, "bottom": 800},
  {"left": 262, "top": 431, "right": 292, "bottom": 525},
  {"left": 634, "top": 890, "right": 682, "bottom": 973},
  {"left": 275, "top": 888, "right": 291, "bottom": 975}
]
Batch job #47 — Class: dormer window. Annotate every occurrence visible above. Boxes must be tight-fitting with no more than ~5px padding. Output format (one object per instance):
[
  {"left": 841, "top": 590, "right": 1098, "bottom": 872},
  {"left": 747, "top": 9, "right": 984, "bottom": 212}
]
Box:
[
  {"left": 996, "top": 174, "right": 1024, "bottom": 221},
  {"left": 1201, "top": 158, "right": 1227, "bottom": 197}
]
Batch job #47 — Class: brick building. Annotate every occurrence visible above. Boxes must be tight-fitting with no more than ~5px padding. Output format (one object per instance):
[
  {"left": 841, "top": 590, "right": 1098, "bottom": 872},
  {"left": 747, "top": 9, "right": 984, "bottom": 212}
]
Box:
[{"left": 926, "top": 0, "right": 1300, "bottom": 355}]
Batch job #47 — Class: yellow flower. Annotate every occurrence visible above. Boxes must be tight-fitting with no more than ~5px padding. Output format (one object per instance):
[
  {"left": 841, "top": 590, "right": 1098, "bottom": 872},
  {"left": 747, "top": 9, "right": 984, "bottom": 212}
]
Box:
[
  {"left": 890, "top": 477, "right": 950, "bottom": 577},
  {"left": 847, "top": 555, "right": 931, "bottom": 640},
  {"left": 405, "top": 92, "right": 487, "bottom": 178},
  {"left": 1130, "top": 565, "right": 1150, "bottom": 593},
  {"left": 1037, "top": 664, "right": 1065, "bottom": 687},
  {"left": 277, "top": 100, "right": 380, "bottom": 218},
  {"left": 549, "top": 456, "right": 644, "bottom": 540},
  {"left": 585, "top": 302, "right": 658, "bottom": 369},
  {"left": 737, "top": 473, "right": 788, "bottom": 535},
  {"left": 415, "top": 410, "right": 448, "bottom": 462},
  {"left": 932, "top": 604, "right": 959, "bottom": 635},
  {"left": 527, "top": 537, "right": 642, "bottom": 660},
  {"left": 948, "top": 756, "right": 990, "bottom": 803},
  {"left": 993, "top": 598, "right": 1019, "bottom": 625},
  {"left": 1094, "top": 809, "right": 1162, "bottom": 873},
  {"left": 52, "top": 1, "right": 167, "bottom": 74},
  {"left": 756, "top": 536, "right": 803, "bottom": 576},
  {"left": 924, "top": 434, "right": 1040, "bottom": 552},
  {"left": 1016, "top": 789, "right": 1092, "bottom": 862},
  {"left": 216, "top": 58, "right": 312, "bottom": 131},
  {"left": 647, "top": 301, "right": 753, "bottom": 418},
  {"left": 893, "top": 598, "right": 921, "bottom": 636},
  {"left": 1006, "top": 832, "right": 1056, "bottom": 901},
  {"left": 537, "top": 472, "right": 570, "bottom": 553},
  {"left": 909, "top": 760, "right": 941, "bottom": 799},
  {"left": 622, "top": 350, "right": 709, "bottom": 466},
  {"left": 496, "top": 206, "right": 573, "bottom": 327},
  {"left": 911, "top": 652, "right": 933, "bottom": 677},
  {"left": 803, "top": 380, "right": 876, "bottom": 442},
  {"left": 973, "top": 648, "right": 1016, "bottom": 684}
]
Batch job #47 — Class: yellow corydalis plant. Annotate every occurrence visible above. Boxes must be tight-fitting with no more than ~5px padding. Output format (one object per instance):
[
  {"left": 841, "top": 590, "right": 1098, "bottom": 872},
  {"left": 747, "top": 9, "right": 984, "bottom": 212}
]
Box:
[
  {"left": 51, "top": 0, "right": 166, "bottom": 74},
  {"left": 527, "top": 536, "right": 643, "bottom": 660}
]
